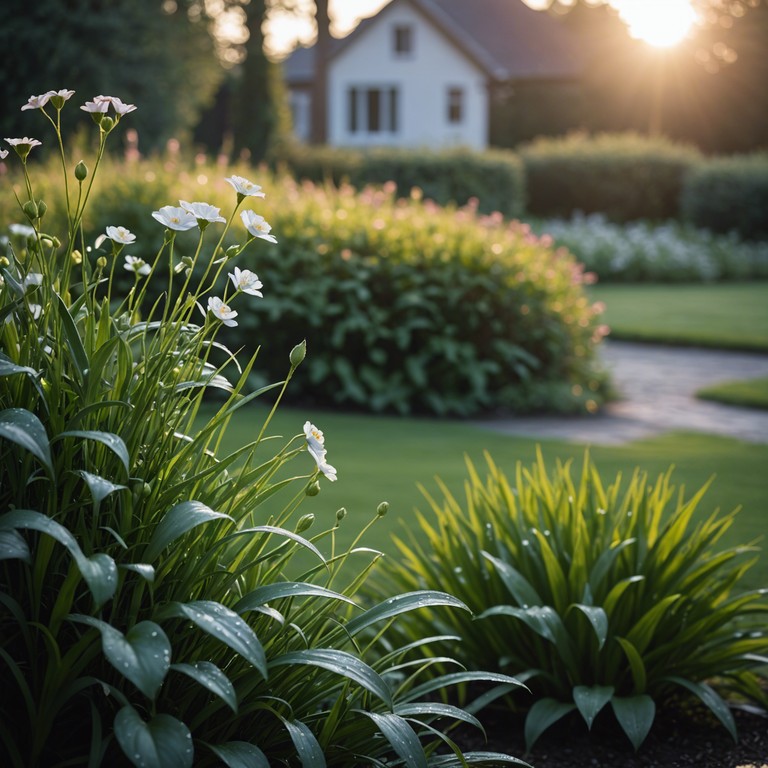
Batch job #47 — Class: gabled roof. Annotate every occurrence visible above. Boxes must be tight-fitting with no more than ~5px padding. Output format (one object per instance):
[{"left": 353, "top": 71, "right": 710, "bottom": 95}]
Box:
[{"left": 283, "top": 0, "right": 584, "bottom": 85}]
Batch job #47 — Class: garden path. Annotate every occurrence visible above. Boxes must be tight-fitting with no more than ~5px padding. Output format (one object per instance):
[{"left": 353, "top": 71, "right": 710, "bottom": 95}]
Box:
[{"left": 476, "top": 341, "right": 768, "bottom": 445}]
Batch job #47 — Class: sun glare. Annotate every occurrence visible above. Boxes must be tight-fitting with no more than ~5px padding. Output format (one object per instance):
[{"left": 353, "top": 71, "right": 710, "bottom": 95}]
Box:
[{"left": 612, "top": 0, "right": 698, "bottom": 47}]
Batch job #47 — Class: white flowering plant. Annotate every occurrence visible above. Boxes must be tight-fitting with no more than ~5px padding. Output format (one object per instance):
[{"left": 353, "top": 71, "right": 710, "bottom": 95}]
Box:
[{"left": 0, "top": 91, "right": 523, "bottom": 767}]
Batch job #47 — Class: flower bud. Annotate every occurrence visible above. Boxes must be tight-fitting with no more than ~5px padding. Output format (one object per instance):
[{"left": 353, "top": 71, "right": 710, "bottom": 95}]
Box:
[
  {"left": 336, "top": 507, "right": 347, "bottom": 522},
  {"left": 101, "top": 116, "right": 115, "bottom": 133},
  {"left": 289, "top": 339, "right": 306, "bottom": 368},
  {"left": 376, "top": 501, "right": 390, "bottom": 517},
  {"left": 96, "top": 256, "right": 108, "bottom": 269},
  {"left": 22, "top": 200, "right": 39, "bottom": 220},
  {"left": 0, "top": 256, "right": 9, "bottom": 268},
  {"left": 71, "top": 250, "right": 82, "bottom": 265},
  {"left": 36, "top": 200, "right": 47, "bottom": 219},
  {"left": 296, "top": 513, "right": 315, "bottom": 533},
  {"left": 75, "top": 161, "right": 88, "bottom": 181},
  {"left": 305, "top": 480, "right": 321, "bottom": 497}
]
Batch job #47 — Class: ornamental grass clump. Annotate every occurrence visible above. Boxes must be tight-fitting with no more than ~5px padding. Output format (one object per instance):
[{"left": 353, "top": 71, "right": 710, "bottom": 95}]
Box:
[
  {"left": 373, "top": 451, "right": 768, "bottom": 752},
  {"left": 0, "top": 90, "right": 525, "bottom": 768}
]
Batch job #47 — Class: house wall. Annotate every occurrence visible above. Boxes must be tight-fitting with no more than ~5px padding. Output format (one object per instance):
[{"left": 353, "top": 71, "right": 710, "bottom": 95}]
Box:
[{"left": 327, "top": 1, "right": 489, "bottom": 150}]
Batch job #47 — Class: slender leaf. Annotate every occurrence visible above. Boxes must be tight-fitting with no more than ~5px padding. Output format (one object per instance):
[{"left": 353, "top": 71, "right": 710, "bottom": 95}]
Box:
[
  {"left": 524, "top": 698, "right": 576, "bottom": 751},
  {"left": 0, "top": 408, "right": 52, "bottom": 475},
  {"left": 54, "top": 292, "right": 90, "bottom": 386},
  {"left": 362, "top": 711, "right": 428, "bottom": 768},
  {"left": 573, "top": 685, "right": 614, "bottom": 729},
  {"left": 144, "top": 501, "right": 233, "bottom": 562},
  {"left": 395, "top": 702, "right": 482, "bottom": 732},
  {"left": 120, "top": 563, "right": 156, "bottom": 583},
  {"left": 55, "top": 430, "right": 129, "bottom": 476},
  {"left": 281, "top": 718, "right": 325, "bottom": 768},
  {"left": 615, "top": 637, "right": 647, "bottom": 693},
  {"left": 74, "top": 470, "right": 127, "bottom": 508},
  {"left": 611, "top": 694, "right": 655, "bottom": 750},
  {"left": 568, "top": 604, "right": 609, "bottom": 649},
  {"left": 402, "top": 671, "right": 525, "bottom": 704},
  {"left": 0, "top": 356, "right": 38, "bottom": 379},
  {"left": 234, "top": 582, "right": 356, "bottom": 613},
  {"left": 207, "top": 742, "right": 269, "bottom": 768},
  {"left": 428, "top": 753, "right": 531, "bottom": 767},
  {"left": 482, "top": 552, "right": 542, "bottom": 607},
  {"left": 171, "top": 662, "right": 237, "bottom": 713},
  {"left": 114, "top": 705, "right": 193, "bottom": 768},
  {"left": 69, "top": 616, "right": 170, "bottom": 700},
  {"left": 166, "top": 601, "right": 267, "bottom": 678},
  {"left": 0, "top": 529, "right": 31, "bottom": 563},
  {"left": 664, "top": 676, "right": 737, "bottom": 742}
]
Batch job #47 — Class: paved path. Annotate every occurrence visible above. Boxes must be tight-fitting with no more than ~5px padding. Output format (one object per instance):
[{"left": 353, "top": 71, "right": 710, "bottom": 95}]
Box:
[{"left": 475, "top": 342, "right": 768, "bottom": 445}]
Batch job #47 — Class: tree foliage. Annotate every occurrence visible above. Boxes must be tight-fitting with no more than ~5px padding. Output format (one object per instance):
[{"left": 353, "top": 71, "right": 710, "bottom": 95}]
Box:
[{"left": 0, "top": 0, "right": 224, "bottom": 151}]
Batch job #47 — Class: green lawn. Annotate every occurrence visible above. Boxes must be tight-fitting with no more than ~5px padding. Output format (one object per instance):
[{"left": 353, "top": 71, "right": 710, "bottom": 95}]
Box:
[
  {"left": 206, "top": 403, "right": 768, "bottom": 589},
  {"left": 698, "top": 376, "right": 768, "bottom": 410},
  {"left": 588, "top": 283, "right": 768, "bottom": 351}
]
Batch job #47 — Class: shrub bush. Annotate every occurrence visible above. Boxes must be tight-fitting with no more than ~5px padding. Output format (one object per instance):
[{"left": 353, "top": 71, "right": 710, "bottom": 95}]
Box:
[
  {"left": 372, "top": 451, "right": 768, "bottom": 751},
  {"left": 520, "top": 132, "right": 700, "bottom": 222},
  {"left": 1, "top": 91, "right": 523, "bottom": 767},
  {"left": 682, "top": 153, "right": 768, "bottom": 241},
  {"left": 535, "top": 214, "right": 768, "bottom": 282},
  {"left": 273, "top": 143, "right": 526, "bottom": 217}
]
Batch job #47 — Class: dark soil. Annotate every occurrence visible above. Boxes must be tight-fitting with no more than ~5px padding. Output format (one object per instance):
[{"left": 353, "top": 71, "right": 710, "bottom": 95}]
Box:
[{"left": 456, "top": 701, "right": 768, "bottom": 767}]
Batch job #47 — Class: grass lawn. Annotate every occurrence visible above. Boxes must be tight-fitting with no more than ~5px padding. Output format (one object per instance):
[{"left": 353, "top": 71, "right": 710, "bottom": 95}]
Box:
[
  {"left": 588, "top": 282, "right": 768, "bottom": 351},
  {"left": 205, "top": 403, "right": 768, "bottom": 590},
  {"left": 698, "top": 376, "right": 768, "bottom": 410}
]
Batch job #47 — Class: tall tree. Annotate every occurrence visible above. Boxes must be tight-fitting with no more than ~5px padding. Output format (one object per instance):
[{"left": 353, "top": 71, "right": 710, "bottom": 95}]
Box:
[
  {"left": 0, "top": 0, "right": 224, "bottom": 152},
  {"left": 310, "top": 0, "right": 331, "bottom": 144}
]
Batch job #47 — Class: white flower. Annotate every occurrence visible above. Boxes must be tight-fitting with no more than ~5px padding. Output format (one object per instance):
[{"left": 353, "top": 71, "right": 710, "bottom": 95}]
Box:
[
  {"left": 241, "top": 210, "right": 277, "bottom": 243},
  {"left": 5, "top": 137, "right": 42, "bottom": 149},
  {"left": 105, "top": 225, "right": 136, "bottom": 245},
  {"left": 110, "top": 97, "right": 137, "bottom": 115},
  {"left": 151, "top": 205, "right": 198, "bottom": 231},
  {"left": 180, "top": 200, "right": 226, "bottom": 225},
  {"left": 21, "top": 92, "right": 54, "bottom": 111},
  {"left": 0, "top": 149, "right": 7, "bottom": 160},
  {"left": 9, "top": 223, "right": 35, "bottom": 238},
  {"left": 80, "top": 98, "right": 110, "bottom": 114},
  {"left": 303, "top": 421, "right": 338, "bottom": 482},
  {"left": 124, "top": 255, "right": 150, "bottom": 276},
  {"left": 229, "top": 267, "right": 263, "bottom": 297},
  {"left": 22, "top": 272, "right": 43, "bottom": 291},
  {"left": 207, "top": 296, "right": 238, "bottom": 327},
  {"left": 80, "top": 95, "right": 136, "bottom": 115},
  {"left": 49, "top": 89, "right": 75, "bottom": 102},
  {"left": 225, "top": 175, "right": 266, "bottom": 198}
]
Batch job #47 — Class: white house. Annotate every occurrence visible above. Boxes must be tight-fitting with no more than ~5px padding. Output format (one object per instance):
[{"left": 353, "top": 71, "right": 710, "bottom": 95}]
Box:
[{"left": 283, "top": 0, "right": 584, "bottom": 150}]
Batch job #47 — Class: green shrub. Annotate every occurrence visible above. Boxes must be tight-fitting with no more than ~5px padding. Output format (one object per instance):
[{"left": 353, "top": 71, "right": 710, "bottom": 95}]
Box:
[
  {"left": 682, "top": 154, "right": 768, "bottom": 241},
  {"left": 520, "top": 132, "right": 700, "bottom": 222},
  {"left": 1, "top": 91, "right": 523, "bottom": 767},
  {"left": 373, "top": 452, "right": 768, "bottom": 751},
  {"left": 273, "top": 143, "right": 526, "bottom": 217}
]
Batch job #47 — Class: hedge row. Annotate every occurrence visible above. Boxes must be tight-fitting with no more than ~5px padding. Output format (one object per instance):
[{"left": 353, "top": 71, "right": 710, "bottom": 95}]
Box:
[{"left": 272, "top": 144, "right": 526, "bottom": 218}]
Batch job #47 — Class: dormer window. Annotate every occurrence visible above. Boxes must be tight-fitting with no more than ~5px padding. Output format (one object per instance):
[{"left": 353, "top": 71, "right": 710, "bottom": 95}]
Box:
[{"left": 393, "top": 24, "right": 413, "bottom": 56}]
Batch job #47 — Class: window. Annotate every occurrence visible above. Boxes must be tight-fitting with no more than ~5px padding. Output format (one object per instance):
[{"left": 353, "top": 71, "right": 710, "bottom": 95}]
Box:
[
  {"left": 393, "top": 25, "right": 413, "bottom": 56},
  {"left": 447, "top": 87, "right": 464, "bottom": 124},
  {"left": 347, "top": 87, "right": 399, "bottom": 134}
]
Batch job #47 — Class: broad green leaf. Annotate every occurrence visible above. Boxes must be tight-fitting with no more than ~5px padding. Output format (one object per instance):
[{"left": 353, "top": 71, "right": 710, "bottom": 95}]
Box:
[
  {"left": 0, "top": 408, "right": 53, "bottom": 475},
  {"left": 171, "top": 662, "right": 237, "bottom": 713},
  {"left": 207, "top": 742, "right": 269, "bottom": 768},
  {"left": 611, "top": 694, "right": 655, "bottom": 750},
  {"left": 615, "top": 636, "right": 647, "bottom": 693},
  {"left": 664, "top": 676, "right": 737, "bottom": 741},
  {"left": 120, "top": 563, "right": 155, "bottom": 583},
  {"left": 280, "top": 718, "right": 325, "bottom": 768},
  {"left": 568, "top": 603, "right": 609, "bottom": 649},
  {"left": 573, "top": 685, "right": 614, "bottom": 729},
  {"left": 55, "top": 430, "right": 129, "bottom": 476},
  {"left": 74, "top": 470, "right": 127, "bottom": 509},
  {"left": 54, "top": 292, "right": 90, "bottom": 387},
  {"left": 0, "top": 529, "right": 31, "bottom": 563},
  {"left": 144, "top": 501, "right": 233, "bottom": 562},
  {"left": 0, "top": 510, "right": 116, "bottom": 606},
  {"left": 167, "top": 601, "right": 267, "bottom": 679},
  {"left": 395, "top": 702, "right": 482, "bottom": 732},
  {"left": 234, "top": 582, "right": 357, "bottom": 613},
  {"left": 344, "top": 591, "right": 469, "bottom": 637},
  {"left": 70, "top": 616, "right": 170, "bottom": 700},
  {"left": 270, "top": 649, "right": 392, "bottom": 708},
  {"left": 0, "top": 356, "right": 38, "bottom": 379},
  {"left": 114, "top": 705, "right": 192, "bottom": 768},
  {"left": 482, "top": 552, "right": 543, "bottom": 606},
  {"left": 362, "top": 711, "right": 428, "bottom": 768},
  {"left": 524, "top": 698, "right": 576, "bottom": 751}
]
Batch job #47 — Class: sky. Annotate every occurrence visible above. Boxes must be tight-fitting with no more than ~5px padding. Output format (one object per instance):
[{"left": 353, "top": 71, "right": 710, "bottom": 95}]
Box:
[{"left": 266, "top": 0, "right": 701, "bottom": 56}]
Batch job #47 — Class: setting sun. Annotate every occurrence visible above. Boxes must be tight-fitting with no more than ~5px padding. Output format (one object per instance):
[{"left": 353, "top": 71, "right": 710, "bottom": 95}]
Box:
[{"left": 612, "top": 0, "right": 699, "bottom": 47}]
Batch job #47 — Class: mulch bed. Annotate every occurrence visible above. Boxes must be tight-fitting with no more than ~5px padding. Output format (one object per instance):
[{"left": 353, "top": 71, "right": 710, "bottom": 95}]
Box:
[{"left": 454, "top": 701, "right": 768, "bottom": 767}]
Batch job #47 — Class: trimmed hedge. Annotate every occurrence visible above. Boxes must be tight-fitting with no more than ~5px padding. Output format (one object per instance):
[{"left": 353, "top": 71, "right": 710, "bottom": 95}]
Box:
[
  {"left": 681, "top": 153, "right": 768, "bottom": 241},
  {"left": 520, "top": 132, "right": 700, "bottom": 222},
  {"left": 272, "top": 144, "right": 526, "bottom": 218}
]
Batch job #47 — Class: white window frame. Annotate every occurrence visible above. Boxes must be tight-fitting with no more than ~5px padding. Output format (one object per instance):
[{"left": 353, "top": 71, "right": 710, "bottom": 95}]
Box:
[{"left": 347, "top": 86, "right": 399, "bottom": 135}]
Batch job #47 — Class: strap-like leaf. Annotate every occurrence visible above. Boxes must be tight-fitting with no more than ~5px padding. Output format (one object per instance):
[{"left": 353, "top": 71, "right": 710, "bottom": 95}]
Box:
[
  {"left": 280, "top": 718, "right": 326, "bottom": 768},
  {"left": 74, "top": 470, "right": 127, "bottom": 509},
  {"left": 171, "top": 661, "right": 237, "bottom": 713},
  {"left": 0, "top": 529, "right": 31, "bottom": 563},
  {"left": 270, "top": 649, "right": 392, "bottom": 708},
  {"left": 70, "top": 616, "right": 171, "bottom": 700},
  {"left": 402, "top": 671, "right": 524, "bottom": 704},
  {"left": 428, "top": 753, "right": 531, "bottom": 767},
  {"left": 54, "top": 292, "right": 90, "bottom": 387},
  {"left": 482, "top": 552, "right": 543, "bottom": 607},
  {"left": 0, "top": 408, "right": 53, "bottom": 475},
  {"left": 55, "top": 430, "right": 129, "bottom": 476},
  {"left": 166, "top": 600, "right": 267, "bottom": 679},
  {"left": 573, "top": 685, "right": 614, "bottom": 729},
  {"left": 206, "top": 742, "right": 269, "bottom": 768},
  {"left": 611, "top": 694, "right": 655, "bottom": 751},
  {"left": 114, "top": 705, "right": 193, "bottom": 768},
  {"left": 524, "top": 698, "right": 576, "bottom": 751},
  {"left": 362, "top": 711, "right": 428, "bottom": 768},
  {"left": 615, "top": 636, "right": 647, "bottom": 693},
  {"left": 234, "top": 582, "right": 356, "bottom": 613},
  {"left": 664, "top": 676, "right": 737, "bottom": 742},
  {"left": 568, "top": 604, "right": 609, "bottom": 649},
  {"left": 144, "top": 501, "right": 233, "bottom": 562}
]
